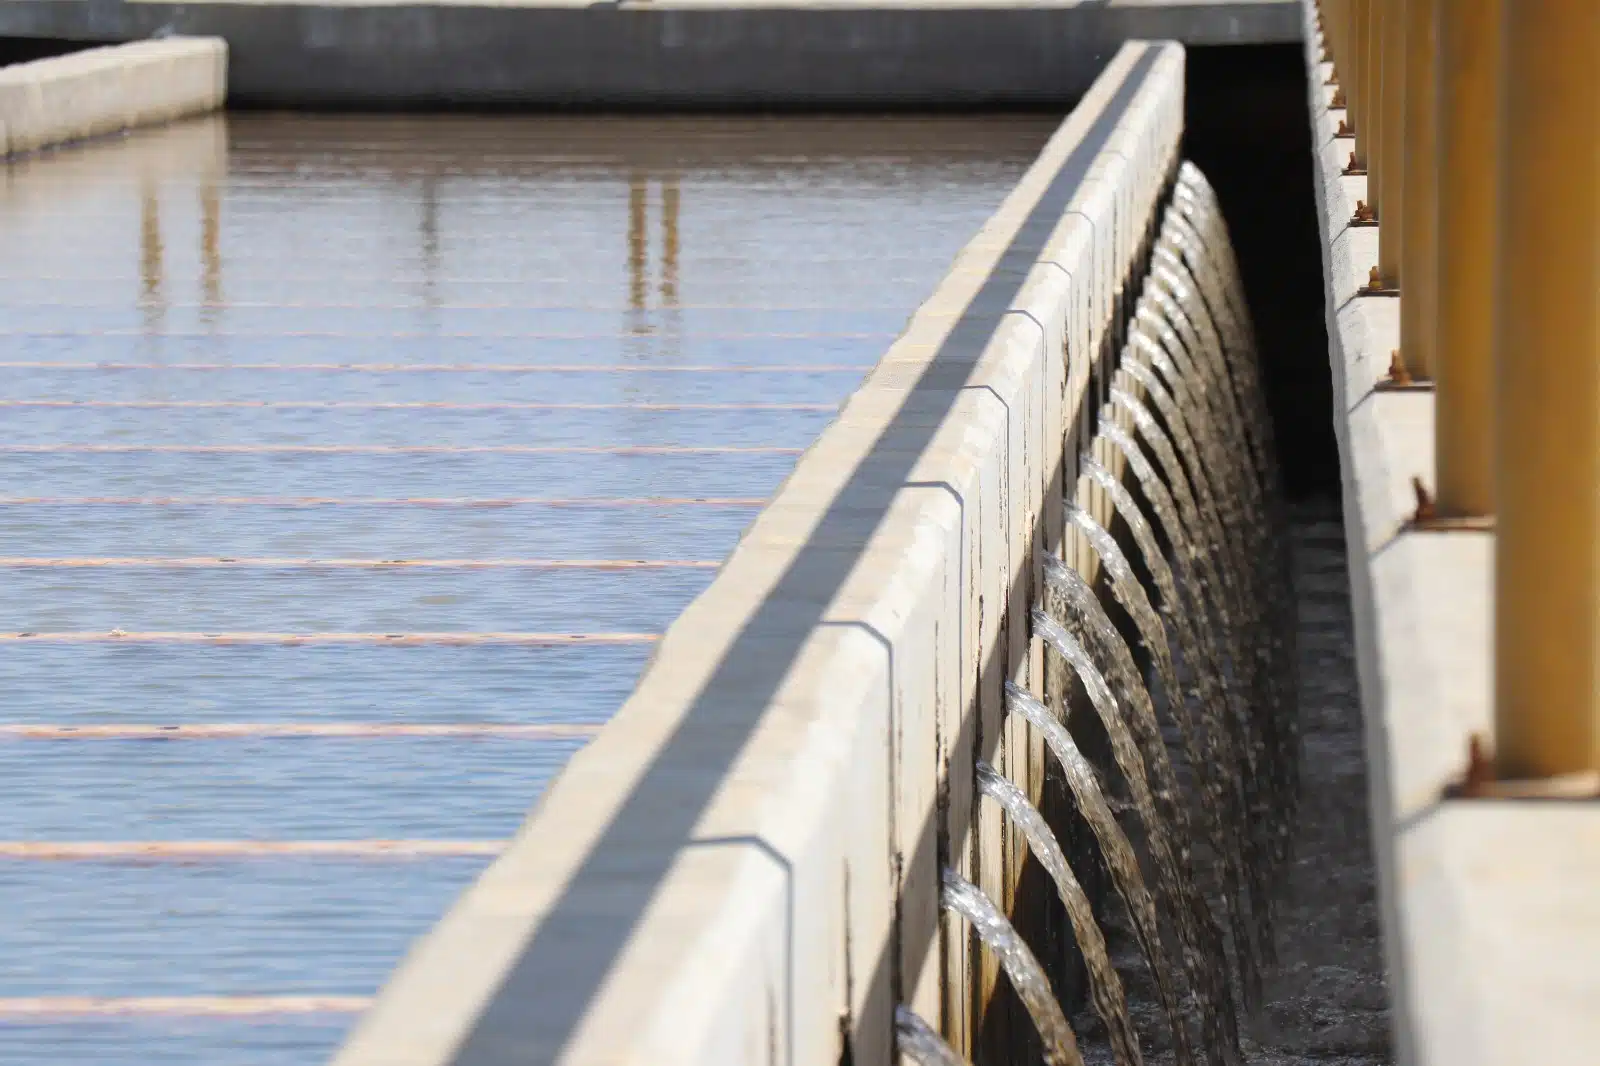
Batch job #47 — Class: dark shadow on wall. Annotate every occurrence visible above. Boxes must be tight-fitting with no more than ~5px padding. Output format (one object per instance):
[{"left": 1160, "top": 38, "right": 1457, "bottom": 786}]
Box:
[
  {"left": 1184, "top": 44, "right": 1338, "bottom": 501},
  {"left": 0, "top": 36, "right": 96, "bottom": 67}
]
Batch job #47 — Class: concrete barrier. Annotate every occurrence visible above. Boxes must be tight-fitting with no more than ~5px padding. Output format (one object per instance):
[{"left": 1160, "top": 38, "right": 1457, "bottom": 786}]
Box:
[
  {"left": 1299, "top": 4, "right": 1600, "bottom": 1065},
  {"left": 331, "top": 39, "right": 1184, "bottom": 1066},
  {"left": 0, "top": 38, "right": 226, "bottom": 157},
  {"left": 0, "top": 1, "right": 1287, "bottom": 106}
]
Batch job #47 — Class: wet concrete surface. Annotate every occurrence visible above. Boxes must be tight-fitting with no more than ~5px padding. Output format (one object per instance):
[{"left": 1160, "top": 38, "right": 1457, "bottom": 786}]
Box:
[{"left": 0, "top": 111, "right": 1055, "bottom": 1063}]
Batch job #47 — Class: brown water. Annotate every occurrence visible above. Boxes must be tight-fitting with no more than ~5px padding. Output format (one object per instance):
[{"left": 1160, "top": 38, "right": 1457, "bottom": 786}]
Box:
[{"left": 0, "top": 111, "right": 1056, "bottom": 1066}]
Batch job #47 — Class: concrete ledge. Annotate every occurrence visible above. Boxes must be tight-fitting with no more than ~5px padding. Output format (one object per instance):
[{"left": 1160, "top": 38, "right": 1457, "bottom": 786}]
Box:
[
  {"left": 1299, "top": 4, "right": 1600, "bottom": 1065},
  {"left": 332, "top": 39, "right": 1184, "bottom": 1066},
  {"left": 0, "top": 38, "right": 226, "bottom": 157},
  {"left": 0, "top": 1, "right": 1289, "bottom": 106}
]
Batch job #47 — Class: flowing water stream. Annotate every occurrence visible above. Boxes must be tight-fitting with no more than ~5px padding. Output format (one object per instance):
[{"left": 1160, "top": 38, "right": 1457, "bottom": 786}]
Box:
[
  {"left": 897, "top": 1007, "right": 968, "bottom": 1066},
  {"left": 1036, "top": 571, "right": 1239, "bottom": 1066},
  {"left": 942, "top": 868, "right": 1087, "bottom": 1066},
  {"left": 1076, "top": 458, "right": 1268, "bottom": 983},
  {"left": 899, "top": 163, "right": 1386, "bottom": 1066},
  {"left": 1064, "top": 502, "right": 1261, "bottom": 1014},
  {"left": 1003, "top": 683, "right": 1195, "bottom": 1066},
  {"left": 977, "top": 760, "right": 1143, "bottom": 1066}
]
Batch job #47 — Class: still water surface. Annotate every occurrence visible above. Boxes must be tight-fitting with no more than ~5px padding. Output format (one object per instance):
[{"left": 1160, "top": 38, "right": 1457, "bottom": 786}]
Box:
[{"left": 0, "top": 112, "right": 1055, "bottom": 1063}]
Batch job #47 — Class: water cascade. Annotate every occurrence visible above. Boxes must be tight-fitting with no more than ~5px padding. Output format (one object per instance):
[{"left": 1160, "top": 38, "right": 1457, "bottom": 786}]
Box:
[
  {"left": 1063, "top": 500, "right": 1264, "bottom": 1012},
  {"left": 1004, "top": 682, "right": 1197, "bottom": 1066},
  {"left": 1035, "top": 576, "right": 1240, "bottom": 1066},
  {"left": 940, "top": 868, "right": 1087, "bottom": 1066},
  {"left": 976, "top": 759, "right": 1143, "bottom": 1066},
  {"left": 1104, "top": 383, "right": 1294, "bottom": 897},
  {"left": 893, "top": 164, "right": 1300, "bottom": 1066},
  {"left": 895, "top": 1007, "right": 967, "bottom": 1066},
  {"left": 1120, "top": 330, "right": 1279, "bottom": 933},
  {"left": 1077, "top": 454, "right": 1268, "bottom": 953}
]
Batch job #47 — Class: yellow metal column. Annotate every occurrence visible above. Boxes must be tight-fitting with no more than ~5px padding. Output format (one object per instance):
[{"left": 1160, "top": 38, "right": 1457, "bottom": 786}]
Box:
[
  {"left": 1494, "top": 0, "right": 1600, "bottom": 779},
  {"left": 1320, "top": 0, "right": 1335, "bottom": 68},
  {"left": 1376, "top": 0, "right": 1406, "bottom": 283},
  {"left": 1398, "top": 0, "right": 1436, "bottom": 377},
  {"left": 1326, "top": 0, "right": 1348, "bottom": 79},
  {"left": 1434, "top": 0, "right": 1499, "bottom": 516},
  {"left": 1354, "top": 0, "right": 1374, "bottom": 174}
]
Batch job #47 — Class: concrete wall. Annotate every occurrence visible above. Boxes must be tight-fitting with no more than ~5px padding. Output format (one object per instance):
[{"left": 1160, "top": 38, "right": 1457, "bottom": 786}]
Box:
[
  {"left": 0, "top": 38, "right": 225, "bottom": 156},
  {"left": 1300, "top": 4, "right": 1600, "bottom": 1065},
  {"left": 331, "top": 40, "right": 1184, "bottom": 1066},
  {"left": 0, "top": 1, "right": 1287, "bottom": 107}
]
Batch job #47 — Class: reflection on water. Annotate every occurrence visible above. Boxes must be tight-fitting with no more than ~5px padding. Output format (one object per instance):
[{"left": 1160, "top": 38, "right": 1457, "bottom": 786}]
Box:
[
  {"left": 139, "top": 179, "right": 163, "bottom": 330},
  {"left": 660, "top": 176, "right": 681, "bottom": 307},
  {"left": 200, "top": 177, "right": 223, "bottom": 325},
  {"left": 0, "top": 111, "right": 1055, "bottom": 1065},
  {"left": 1080, "top": 499, "right": 1392, "bottom": 1066}
]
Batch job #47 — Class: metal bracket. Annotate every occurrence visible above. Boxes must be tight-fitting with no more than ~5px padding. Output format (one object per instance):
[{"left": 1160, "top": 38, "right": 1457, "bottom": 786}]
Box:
[
  {"left": 1374, "top": 353, "right": 1430, "bottom": 394},
  {"left": 1445, "top": 735, "right": 1600, "bottom": 800},
  {"left": 1357, "top": 267, "right": 1398, "bottom": 296}
]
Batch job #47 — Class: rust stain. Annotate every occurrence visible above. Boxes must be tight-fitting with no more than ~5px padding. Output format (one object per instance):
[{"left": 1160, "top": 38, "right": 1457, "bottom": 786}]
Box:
[
  {"left": 0, "top": 362, "right": 872, "bottom": 373},
  {"left": 0, "top": 631, "right": 658, "bottom": 646},
  {"left": 0, "top": 400, "right": 836, "bottom": 412},
  {"left": 0, "top": 723, "right": 603, "bottom": 739},
  {"left": 0, "top": 496, "right": 766, "bottom": 507},
  {"left": 0, "top": 557, "right": 718, "bottom": 570},
  {"left": 4, "top": 329, "right": 884, "bottom": 340},
  {"left": 0, "top": 444, "right": 802, "bottom": 455},
  {"left": 6, "top": 300, "right": 883, "bottom": 312},
  {"left": 0, "top": 840, "right": 505, "bottom": 859},
  {"left": 0, "top": 995, "right": 373, "bottom": 1018}
]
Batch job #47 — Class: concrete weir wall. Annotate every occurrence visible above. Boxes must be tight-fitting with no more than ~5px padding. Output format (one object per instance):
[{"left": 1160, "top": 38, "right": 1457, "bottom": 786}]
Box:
[
  {"left": 0, "top": 37, "right": 225, "bottom": 156},
  {"left": 333, "top": 41, "right": 1184, "bottom": 1066},
  {"left": 1300, "top": 4, "right": 1600, "bottom": 1065},
  {"left": 0, "top": 0, "right": 1288, "bottom": 107}
]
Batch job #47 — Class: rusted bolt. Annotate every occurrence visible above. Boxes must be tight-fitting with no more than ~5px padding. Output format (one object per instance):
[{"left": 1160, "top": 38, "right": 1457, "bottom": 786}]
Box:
[
  {"left": 1411, "top": 476, "right": 1436, "bottom": 522},
  {"left": 1361, "top": 266, "right": 1399, "bottom": 296},
  {"left": 1353, "top": 200, "right": 1377, "bottom": 223},
  {"left": 1387, "top": 350, "right": 1413, "bottom": 386},
  {"left": 1386, "top": 350, "right": 1414, "bottom": 387},
  {"left": 1453, "top": 734, "right": 1496, "bottom": 799}
]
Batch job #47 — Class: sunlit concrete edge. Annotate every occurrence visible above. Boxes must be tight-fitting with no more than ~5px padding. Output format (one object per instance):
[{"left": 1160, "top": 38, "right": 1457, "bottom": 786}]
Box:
[
  {"left": 330, "top": 40, "right": 1184, "bottom": 1066},
  {"left": 1299, "top": 4, "right": 1600, "bottom": 1066},
  {"left": 0, "top": 37, "right": 225, "bottom": 157}
]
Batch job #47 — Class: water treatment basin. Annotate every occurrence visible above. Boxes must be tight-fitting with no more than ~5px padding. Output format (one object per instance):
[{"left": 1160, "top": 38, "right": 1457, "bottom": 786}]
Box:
[{"left": 0, "top": 110, "right": 1055, "bottom": 1064}]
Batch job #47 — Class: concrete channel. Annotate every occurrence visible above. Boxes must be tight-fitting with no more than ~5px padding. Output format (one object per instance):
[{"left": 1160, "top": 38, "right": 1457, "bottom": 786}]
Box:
[
  {"left": 0, "top": 4, "right": 1427, "bottom": 1065},
  {"left": 1300, "top": 5, "right": 1600, "bottom": 1064}
]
